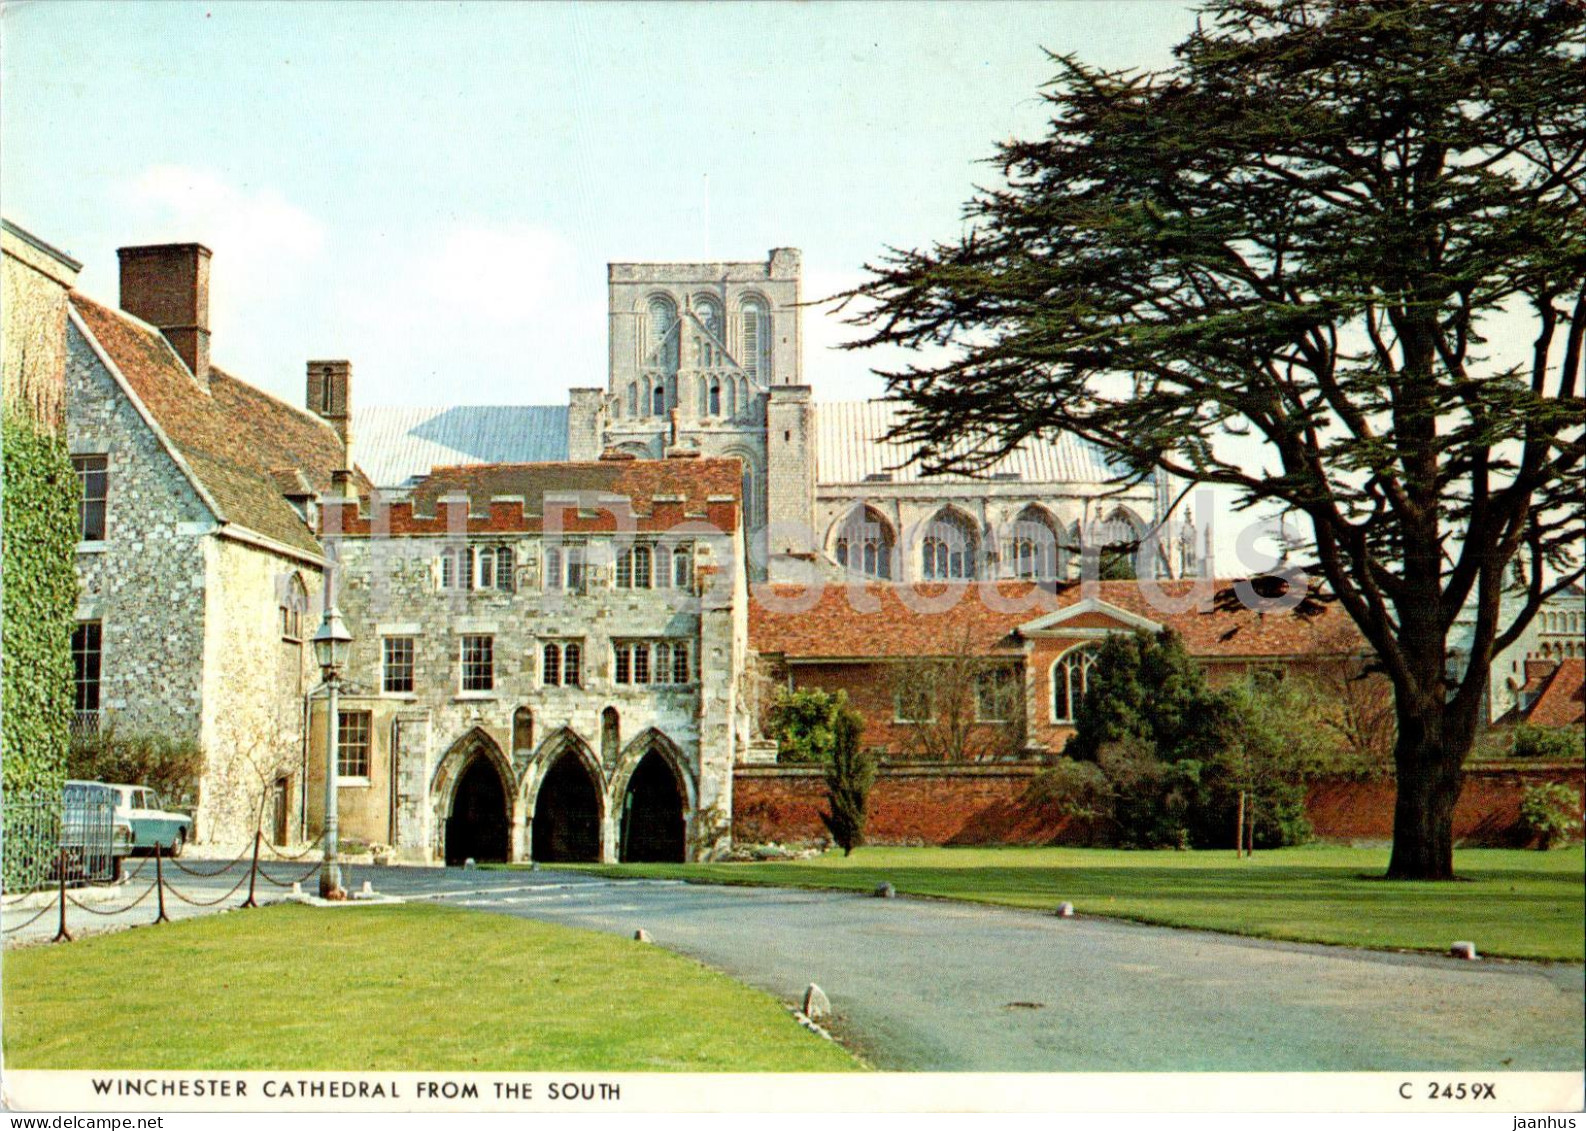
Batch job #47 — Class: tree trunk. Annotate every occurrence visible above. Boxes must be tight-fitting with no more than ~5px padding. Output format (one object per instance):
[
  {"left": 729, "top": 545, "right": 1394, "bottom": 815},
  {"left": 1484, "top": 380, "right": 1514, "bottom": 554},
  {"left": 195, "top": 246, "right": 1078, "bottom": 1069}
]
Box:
[{"left": 1386, "top": 706, "right": 1470, "bottom": 880}]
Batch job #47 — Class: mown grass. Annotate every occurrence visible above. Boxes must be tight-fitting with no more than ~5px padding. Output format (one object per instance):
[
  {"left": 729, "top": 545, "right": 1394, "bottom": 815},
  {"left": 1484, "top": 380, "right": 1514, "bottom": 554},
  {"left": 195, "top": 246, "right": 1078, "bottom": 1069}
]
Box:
[
  {"left": 1, "top": 902, "right": 860, "bottom": 1071},
  {"left": 561, "top": 844, "right": 1585, "bottom": 962}
]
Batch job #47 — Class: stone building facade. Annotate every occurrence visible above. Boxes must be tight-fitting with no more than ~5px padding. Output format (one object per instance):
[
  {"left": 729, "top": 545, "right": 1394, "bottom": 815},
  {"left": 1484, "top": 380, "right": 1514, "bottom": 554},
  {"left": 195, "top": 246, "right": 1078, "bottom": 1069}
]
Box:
[
  {"left": 357, "top": 249, "right": 1203, "bottom": 586},
  {"left": 304, "top": 457, "right": 750, "bottom": 864},
  {"left": 3, "top": 219, "right": 81, "bottom": 432},
  {"left": 63, "top": 245, "right": 355, "bottom": 845}
]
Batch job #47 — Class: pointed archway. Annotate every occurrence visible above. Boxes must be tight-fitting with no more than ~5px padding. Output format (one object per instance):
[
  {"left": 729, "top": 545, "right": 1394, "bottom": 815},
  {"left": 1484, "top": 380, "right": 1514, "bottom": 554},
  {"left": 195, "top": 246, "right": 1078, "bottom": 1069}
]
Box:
[
  {"left": 619, "top": 751, "right": 686, "bottom": 862},
  {"left": 532, "top": 750, "right": 602, "bottom": 863},
  {"left": 446, "top": 755, "right": 510, "bottom": 865}
]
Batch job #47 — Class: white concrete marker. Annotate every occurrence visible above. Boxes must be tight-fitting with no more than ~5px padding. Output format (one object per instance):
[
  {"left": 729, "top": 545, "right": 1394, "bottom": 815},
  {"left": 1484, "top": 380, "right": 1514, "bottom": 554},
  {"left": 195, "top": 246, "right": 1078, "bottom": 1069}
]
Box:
[
  {"left": 1450, "top": 941, "right": 1479, "bottom": 960},
  {"left": 1056, "top": 901, "right": 1075, "bottom": 918}
]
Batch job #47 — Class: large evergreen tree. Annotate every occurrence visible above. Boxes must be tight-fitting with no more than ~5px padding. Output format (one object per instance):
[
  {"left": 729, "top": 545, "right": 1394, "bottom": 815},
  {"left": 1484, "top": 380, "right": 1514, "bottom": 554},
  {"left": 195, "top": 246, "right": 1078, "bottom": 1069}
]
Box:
[{"left": 840, "top": 0, "right": 1586, "bottom": 879}]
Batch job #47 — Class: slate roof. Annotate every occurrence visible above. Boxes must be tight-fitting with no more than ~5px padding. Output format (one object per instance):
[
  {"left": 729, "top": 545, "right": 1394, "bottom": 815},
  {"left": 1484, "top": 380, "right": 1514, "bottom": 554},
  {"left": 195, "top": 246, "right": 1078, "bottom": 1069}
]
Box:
[
  {"left": 70, "top": 293, "right": 363, "bottom": 557},
  {"left": 353, "top": 405, "right": 569, "bottom": 489},
  {"left": 1525, "top": 659, "right": 1584, "bottom": 728},
  {"left": 815, "top": 400, "right": 1131, "bottom": 486},
  {"left": 750, "top": 579, "right": 1365, "bottom": 660}
]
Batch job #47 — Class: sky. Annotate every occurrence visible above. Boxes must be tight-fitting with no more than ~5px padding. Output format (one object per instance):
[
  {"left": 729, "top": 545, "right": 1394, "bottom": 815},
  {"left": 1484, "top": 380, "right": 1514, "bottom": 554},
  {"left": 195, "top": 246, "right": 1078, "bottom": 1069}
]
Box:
[
  {"left": 2, "top": 0, "right": 1206, "bottom": 406},
  {"left": 5, "top": 0, "right": 1309, "bottom": 567}
]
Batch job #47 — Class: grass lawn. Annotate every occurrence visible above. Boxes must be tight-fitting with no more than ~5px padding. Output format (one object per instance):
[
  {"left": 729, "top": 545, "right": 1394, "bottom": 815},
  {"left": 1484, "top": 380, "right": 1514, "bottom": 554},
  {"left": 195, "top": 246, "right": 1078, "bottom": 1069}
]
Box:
[
  {"left": 1, "top": 903, "right": 859, "bottom": 1072},
  {"left": 564, "top": 844, "right": 1586, "bottom": 962}
]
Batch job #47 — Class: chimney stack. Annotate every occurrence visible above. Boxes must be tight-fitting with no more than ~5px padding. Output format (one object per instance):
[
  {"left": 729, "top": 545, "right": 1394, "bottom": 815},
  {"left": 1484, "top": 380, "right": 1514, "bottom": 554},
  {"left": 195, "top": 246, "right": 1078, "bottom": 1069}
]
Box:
[
  {"left": 117, "top": 243, "right": 212, "bottom": 385},
  {"left": 306, "top": 359, "right": 352, "bottom": 452}
]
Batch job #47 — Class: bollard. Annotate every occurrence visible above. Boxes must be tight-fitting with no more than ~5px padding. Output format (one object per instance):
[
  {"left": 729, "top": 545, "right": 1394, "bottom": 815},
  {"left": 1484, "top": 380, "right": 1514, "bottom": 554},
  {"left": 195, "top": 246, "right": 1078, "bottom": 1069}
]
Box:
[
  {"left": 292, "top": 881, "right": 303, "bottom": 897},
  {"left": 153, "top": 842, "right": 170, "bottom": 924},
  {"left": 243, "top": 831, "right": 262, "bottom": 909},
  {"left": 1055, "top": 901, "right": 1075, "bottom": 918},
  {"left": 360, "top": 880, "right": 373, "bottom": 898},
  {"left": 52, "top": 849, "right": 73, "bottom": 943}
]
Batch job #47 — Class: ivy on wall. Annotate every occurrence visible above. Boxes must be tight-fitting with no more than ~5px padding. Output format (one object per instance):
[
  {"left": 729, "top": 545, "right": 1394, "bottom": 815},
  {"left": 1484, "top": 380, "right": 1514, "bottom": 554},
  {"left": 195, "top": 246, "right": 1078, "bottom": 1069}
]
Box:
[{"left": 2, "top": 413, "right": 79, "bottom": 798}]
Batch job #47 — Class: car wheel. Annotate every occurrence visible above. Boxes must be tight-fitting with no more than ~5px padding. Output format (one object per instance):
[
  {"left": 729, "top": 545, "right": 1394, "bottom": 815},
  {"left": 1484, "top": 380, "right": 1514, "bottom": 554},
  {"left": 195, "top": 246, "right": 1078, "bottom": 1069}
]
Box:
[{"left": 169, "top": 829, "right": 186, "bottom": 858}]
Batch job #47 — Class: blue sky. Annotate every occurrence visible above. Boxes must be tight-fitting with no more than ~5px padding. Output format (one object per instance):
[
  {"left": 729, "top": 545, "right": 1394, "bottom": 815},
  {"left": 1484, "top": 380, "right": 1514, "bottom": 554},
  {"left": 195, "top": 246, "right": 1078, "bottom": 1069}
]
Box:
[{"left": 2, "top": 0, "right": 1204, "bottom": 410}]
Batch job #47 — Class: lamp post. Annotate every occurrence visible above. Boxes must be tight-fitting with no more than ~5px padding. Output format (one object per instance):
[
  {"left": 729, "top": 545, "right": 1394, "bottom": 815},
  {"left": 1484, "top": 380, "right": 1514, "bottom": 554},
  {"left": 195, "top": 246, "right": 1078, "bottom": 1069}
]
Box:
[{"left": 311, "top": 603, "right": 353, "bottom": 898}]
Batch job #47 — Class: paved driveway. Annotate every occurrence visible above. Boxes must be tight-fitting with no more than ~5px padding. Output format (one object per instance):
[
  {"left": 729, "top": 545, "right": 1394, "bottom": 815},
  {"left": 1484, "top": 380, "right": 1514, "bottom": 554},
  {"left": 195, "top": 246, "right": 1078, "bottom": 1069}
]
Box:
[
  {"left": 428, "top": 871, "right": 1584, "bottom": 1073},
  {"left": 7, "top": 860, "right": 1581, "bottom": 1073}
]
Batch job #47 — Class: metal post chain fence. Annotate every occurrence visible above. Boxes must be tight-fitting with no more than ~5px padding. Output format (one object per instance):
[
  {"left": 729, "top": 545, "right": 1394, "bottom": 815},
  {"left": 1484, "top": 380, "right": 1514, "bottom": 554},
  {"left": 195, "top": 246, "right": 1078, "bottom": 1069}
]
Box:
[
  {"left": 166, "top": 840, "right": 252, "bottom": 878},
  {"left": 160, "top": 868, "right": 255, "bottom": 908},
  {"left": 257, "top": 855, "right": 329, "bottom": 888},
  {"left": 1, "top": 898, "right": 59, "bottom": 935},
  {"left": 261, "top": 832, "right": 326, "bottom": 861},
  {"left": 64, "top": 878, "right": 161, "bottom": 917}
]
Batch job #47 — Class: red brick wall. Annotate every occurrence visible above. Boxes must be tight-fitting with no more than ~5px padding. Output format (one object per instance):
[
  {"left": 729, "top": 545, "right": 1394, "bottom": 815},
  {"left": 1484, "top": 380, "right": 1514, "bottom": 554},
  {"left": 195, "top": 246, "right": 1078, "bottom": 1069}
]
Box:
[{"left": 733, "top": 762, "right": 1584, "bottom": 847}]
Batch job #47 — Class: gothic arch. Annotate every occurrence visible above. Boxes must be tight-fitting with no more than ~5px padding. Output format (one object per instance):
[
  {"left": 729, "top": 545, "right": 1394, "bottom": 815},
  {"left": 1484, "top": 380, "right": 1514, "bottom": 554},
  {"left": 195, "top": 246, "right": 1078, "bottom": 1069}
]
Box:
[
  {"left": 609, "top": 728, "right": 697, "bottom": 815},
  {"left": 918, "top": 505, "right": 982, "bottom": 580},
  {"left": 1002, "top": 504, "right": 1064, "bottom": 580},
  {"left": 722, "top": 444, "right": 763, "bottom": 531},
  {"left": 829, "top": 503, "right": 897, "bottom": 580},
  {"left": 432, "top": 727, "right": 515, "bottom": 819},
  {"left": 525, "top": 726, "right": 605, "bottom": 811}
]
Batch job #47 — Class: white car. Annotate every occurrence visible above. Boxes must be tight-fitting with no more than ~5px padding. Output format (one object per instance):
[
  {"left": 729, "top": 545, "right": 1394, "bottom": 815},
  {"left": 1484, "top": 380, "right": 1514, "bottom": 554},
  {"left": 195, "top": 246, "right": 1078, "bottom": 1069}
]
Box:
[{"left": 106, "top": 784, "right": 193, "bottom": 857}]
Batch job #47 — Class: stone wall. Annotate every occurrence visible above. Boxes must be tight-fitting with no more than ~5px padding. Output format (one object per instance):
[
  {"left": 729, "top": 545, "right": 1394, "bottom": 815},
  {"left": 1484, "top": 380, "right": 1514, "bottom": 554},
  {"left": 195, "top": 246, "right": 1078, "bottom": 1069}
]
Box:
[
  {"left": 3, "top": 223, "right": 79, "bottom": 432},
  {"left": 733, "top": 762, "right": 1585, "bottom": 847},
  {"left": 198, "top": 536, "right": 321, "bottom": 845},
  {"left": 67, "top": 319, "right": 210, "bottom": 747}
]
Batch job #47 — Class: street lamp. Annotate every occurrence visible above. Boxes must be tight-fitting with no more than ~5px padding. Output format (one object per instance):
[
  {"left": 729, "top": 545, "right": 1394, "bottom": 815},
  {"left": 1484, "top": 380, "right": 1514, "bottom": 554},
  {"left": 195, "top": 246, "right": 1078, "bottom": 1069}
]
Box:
[{"left": 311, "top": 603, "right": 353, "bottom": 898}]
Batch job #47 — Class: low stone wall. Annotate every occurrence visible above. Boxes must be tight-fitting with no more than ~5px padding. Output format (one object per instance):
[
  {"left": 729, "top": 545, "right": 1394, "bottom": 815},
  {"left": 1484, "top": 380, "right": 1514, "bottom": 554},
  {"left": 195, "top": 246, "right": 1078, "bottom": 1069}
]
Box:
[{"left": 732, "top": 761, "right": 1585, "bottom": 848}]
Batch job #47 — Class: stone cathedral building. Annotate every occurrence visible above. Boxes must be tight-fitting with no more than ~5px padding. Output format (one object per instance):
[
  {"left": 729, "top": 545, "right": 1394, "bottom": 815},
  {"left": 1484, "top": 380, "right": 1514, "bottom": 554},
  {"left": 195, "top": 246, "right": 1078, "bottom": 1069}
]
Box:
[{"left": 358, "top": 250, "right": 1203, "bottom": 587}]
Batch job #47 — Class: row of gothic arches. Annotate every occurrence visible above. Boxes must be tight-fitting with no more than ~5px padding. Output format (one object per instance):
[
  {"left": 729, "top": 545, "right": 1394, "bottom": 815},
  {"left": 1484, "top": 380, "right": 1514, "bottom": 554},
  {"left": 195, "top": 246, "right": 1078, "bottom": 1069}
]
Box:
[
  {"left": 437, "top": 725, "right": 691, "bottom": 867},
  {"left": 831, "top": 503, "right": 1147, "bottom": 581}
]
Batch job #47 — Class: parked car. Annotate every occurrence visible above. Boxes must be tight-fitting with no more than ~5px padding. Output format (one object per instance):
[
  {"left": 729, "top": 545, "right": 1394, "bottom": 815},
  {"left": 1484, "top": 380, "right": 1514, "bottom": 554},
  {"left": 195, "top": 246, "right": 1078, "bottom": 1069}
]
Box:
[
  {"left": 60, "top": 780, "right": 133, "bottom": 884},
  {"left": 108, "top": 785, "right": 193, "bottom": 857}
]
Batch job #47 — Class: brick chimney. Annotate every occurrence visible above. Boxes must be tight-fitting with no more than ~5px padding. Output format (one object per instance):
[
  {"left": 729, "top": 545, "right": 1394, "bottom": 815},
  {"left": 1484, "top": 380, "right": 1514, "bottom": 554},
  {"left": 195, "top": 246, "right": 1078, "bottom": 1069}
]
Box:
[
  {"left": 306, "top": 360, "right": 351, "bottom": 449},
  {"left": 117, "top": 243, "right": 212, "bottom": 385}
]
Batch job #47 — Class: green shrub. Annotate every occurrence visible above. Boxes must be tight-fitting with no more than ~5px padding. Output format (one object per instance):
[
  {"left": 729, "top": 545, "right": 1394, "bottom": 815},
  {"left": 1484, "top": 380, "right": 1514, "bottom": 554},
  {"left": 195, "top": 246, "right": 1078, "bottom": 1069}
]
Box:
[
  {"left": 1517, "top": 782, "right": 1583, "bottom": 849},
  {"left": 768, "top": 687, "right": 849, "bottom": 764},
  {"left": 67, "top": 729, "right": 205, "bottom": 810},
  {"left": 821, "top": 707, "right": 875, "bottom": 856},
  {"left": 2, "top": 416, "right": 80, "bottom": 891},
  {"left": 1511, "top": 725, "right": 1585, "bottom": 763}
]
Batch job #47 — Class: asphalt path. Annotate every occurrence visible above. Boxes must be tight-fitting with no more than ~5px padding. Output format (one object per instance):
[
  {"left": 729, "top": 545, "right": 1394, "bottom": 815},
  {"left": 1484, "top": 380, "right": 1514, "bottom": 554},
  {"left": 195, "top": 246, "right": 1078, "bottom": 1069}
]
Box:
[
  {"left": 7, "top": 859, "right": 1581, "bottom": 1073},
  {"left": 427, "top": 870, "right": 1585, "bottom": 1073}
]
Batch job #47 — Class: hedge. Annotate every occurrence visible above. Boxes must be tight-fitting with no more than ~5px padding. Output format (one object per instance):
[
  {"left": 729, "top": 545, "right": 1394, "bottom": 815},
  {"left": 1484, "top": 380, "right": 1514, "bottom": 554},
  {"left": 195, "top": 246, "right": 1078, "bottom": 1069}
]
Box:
[{"left": 2, "top": 413, "right": 80, "bottom": 886}]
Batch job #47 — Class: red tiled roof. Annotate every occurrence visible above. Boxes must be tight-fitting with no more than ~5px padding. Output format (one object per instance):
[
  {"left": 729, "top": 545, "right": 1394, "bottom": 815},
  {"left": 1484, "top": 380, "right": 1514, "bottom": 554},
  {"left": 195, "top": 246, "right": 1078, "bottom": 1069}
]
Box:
[
  {"left": 1526, "top": 659, "right": 1585, "bottom": 728},
  {"left": 327, "top": 458, "right": 745, "bottom": 536},
  {"left": 71, "top": 294, "right": 362, "bottom": 557},
  {"left": 749, "top": 579, "right": 1365, "bottom": 660},
  {"left": 409, "top": 458, "right": 742, "bottom": 513}
]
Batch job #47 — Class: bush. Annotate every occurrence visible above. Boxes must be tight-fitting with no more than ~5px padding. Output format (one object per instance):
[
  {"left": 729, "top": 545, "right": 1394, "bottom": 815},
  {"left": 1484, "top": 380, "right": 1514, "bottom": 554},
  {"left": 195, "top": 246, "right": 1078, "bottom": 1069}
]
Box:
[
  {"left": 1511, "top": 725, "right": 1585, "bottom": 763},
  {"left": 67, "top": 729, "right": 205, "bottom": 809},
  {"left": 768, "top": 688, "right": 849, "bottom": 764},
  {"left": 1517, "top": 782, "right": 1584, "bottom": 849},
  {"left": 821, "top": 708, "right": 875, "bottom": 856}
]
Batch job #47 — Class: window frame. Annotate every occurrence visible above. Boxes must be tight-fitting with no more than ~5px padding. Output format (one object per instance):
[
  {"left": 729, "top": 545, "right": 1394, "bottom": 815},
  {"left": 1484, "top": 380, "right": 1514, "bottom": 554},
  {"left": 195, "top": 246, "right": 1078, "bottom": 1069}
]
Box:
[
  {"left": 459, "top": 634, "right": 495, "bottom": 695},
  {"left": 1050, "top": 645, "right": 1098, "bottom": 724},
  {"left": 337, "top": 710, "right": 372, "bottom": 780},
  {"left": 382, "top": 636, "right": 415, "bottom": 695},
  {"left": 73, "top": 454, "right": 109, "bottom": 543}
]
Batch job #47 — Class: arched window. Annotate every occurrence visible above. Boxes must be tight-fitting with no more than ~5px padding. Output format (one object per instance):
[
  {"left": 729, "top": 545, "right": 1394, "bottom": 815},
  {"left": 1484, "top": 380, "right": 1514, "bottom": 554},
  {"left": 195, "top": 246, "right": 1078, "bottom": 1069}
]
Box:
[
  {"left": 653, "top": 384, "right": 667, "bottom": 416},
  {"left": 921, "top": 509, "right": 978, "bottom": 580},
  {"left": 627, "top": 383, "right": 638, "bottom": 417},
  {"left": 542, "top": 642, "right": 561, "bottom": 686},
  {"left": 1005, "top": 506, "right": 1061, "bottom": 580},
  {"left": 513, "top": 708, "right": 534, "bottom": 755},
  {"left": 694, "top": 295, "right": 723, "bottom": 367},
  {"left": 833, "top": 506, "right": 895, "bottom": 580},
  {"left": 1051, "top": 646, "right": 1099, "bottom": 724},
  {"left": 616, "top": 544, "right": 653, "bottom": 589},
  {"left": 280, "top": 572, "right": 309, "bottom": 640},
  {"left": 739, "top": 297, "right": 769, "bottom": 383},
  {"left": 602, "top": 707, "right": 620, "bottom": 764},
  {"left": 708, "top": 380, "right": 721, "bottom": 416},
  {"left": 724, "top": 376, "right": 737, "bottom": 418},
  {"left": 647, "top": 296, "right": 678, "bottom": 372}
]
